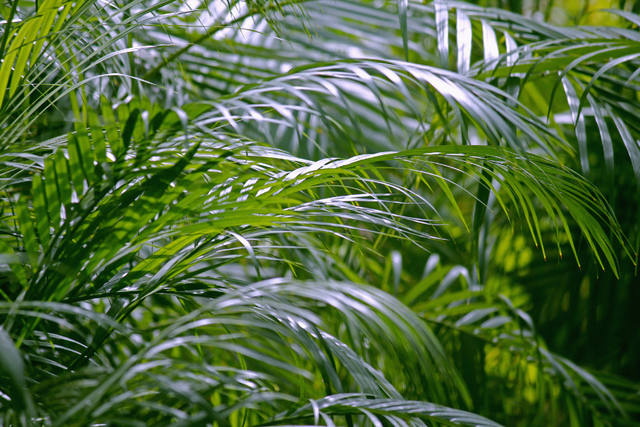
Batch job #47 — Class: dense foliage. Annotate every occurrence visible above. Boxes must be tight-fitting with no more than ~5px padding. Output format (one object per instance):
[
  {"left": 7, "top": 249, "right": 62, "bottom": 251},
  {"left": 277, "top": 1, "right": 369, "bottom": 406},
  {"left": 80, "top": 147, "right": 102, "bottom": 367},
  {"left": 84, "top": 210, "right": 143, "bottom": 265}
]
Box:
[{"left": 1, "top": 0, "right": 639, "bottom": 425}]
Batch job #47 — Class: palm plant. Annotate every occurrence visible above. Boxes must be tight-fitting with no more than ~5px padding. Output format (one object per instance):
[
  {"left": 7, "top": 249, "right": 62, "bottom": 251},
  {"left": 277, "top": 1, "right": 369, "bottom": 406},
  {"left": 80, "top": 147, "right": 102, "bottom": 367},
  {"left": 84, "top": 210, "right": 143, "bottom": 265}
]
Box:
[{"left": 1, "top": 0, "right": 639, "bottom": 426}]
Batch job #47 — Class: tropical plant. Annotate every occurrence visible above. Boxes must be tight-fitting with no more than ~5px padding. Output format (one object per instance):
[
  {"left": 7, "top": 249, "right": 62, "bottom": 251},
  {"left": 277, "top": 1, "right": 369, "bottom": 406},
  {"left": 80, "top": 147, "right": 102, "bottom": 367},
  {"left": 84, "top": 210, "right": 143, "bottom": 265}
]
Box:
[{"left": 1, "top": 0, "right": 639, "bottom": 426}]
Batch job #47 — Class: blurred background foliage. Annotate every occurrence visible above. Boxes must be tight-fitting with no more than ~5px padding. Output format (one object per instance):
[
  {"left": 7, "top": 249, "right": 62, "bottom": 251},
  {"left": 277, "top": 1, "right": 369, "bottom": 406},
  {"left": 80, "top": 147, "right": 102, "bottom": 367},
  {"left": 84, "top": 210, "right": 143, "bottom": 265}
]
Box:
[
  {"left": 466, "top": 0, "right": 636, "bottom": 25},
  {"left": 1, "top": 0, "right": 640, "bottom": 426}
]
